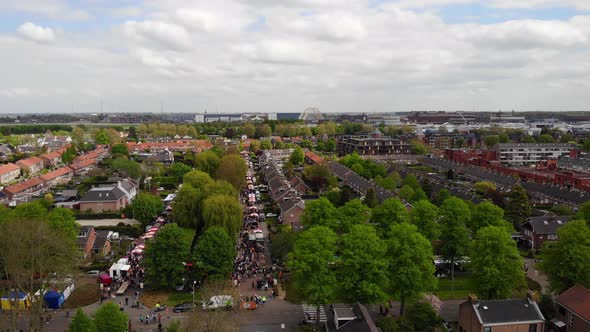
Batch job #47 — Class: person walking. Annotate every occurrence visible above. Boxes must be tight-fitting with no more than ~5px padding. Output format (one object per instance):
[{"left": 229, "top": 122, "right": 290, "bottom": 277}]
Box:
[
  {"left": 139, "top": 314, "right": 143, "bottom": 324},
  {"left": 125, "top": 297, "right": 129, "bottom": 306}
]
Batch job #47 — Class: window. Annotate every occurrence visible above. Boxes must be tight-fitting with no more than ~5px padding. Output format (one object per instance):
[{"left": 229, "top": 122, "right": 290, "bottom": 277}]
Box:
[
  {"left": 529, "top": 324, "right": 537, "bottom": 332},
  {"left": 484, "top": 328, "right": 492, "bottom": 332}
]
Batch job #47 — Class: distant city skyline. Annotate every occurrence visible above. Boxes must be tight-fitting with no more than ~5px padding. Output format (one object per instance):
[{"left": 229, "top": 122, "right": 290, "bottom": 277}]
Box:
[{"left": 1, "top": 0, "right": 590, "bottom": 113}]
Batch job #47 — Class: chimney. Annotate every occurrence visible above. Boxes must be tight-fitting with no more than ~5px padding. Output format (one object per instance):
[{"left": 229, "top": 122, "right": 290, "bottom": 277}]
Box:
[
  {"left": 468, "top": 294, "right": 478, "bottom": 304},
  {"left": 527, "top": 290, "right": 539, "bottom": 303}
]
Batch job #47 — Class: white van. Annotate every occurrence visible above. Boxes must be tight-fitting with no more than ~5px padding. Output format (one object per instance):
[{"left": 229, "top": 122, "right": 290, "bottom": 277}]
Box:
[{"left": 202, "top": 295, "right": 234, "bottom": 310}]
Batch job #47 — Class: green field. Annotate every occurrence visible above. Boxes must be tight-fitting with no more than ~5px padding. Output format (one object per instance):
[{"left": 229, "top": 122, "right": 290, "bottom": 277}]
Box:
[{"left": 435, "top": 274, "right": 474, "bottom": 300}]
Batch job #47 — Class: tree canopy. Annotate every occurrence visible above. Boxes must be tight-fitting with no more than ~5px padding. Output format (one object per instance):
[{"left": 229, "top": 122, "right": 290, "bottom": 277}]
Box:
[
  {"left": 505, "top": 184, "right": 531, "bottom": 229},
  {"left": 371, "top": 197, "right": 410, "bottom": 237},
  {"left": 194, "top": 150, "right": 221, "bottom": 177},
  {"left": 301, "top": 197, "right": 338, "bottom": 230},
  {"left": 410, "top": 200, "right": 440, "bottom": 241},
  {"left": 93, "top": 302, "right": 128, "bottom": 332},
  {"left": 68, "top": 308, "right": 97, "bottom": 332},
  {"left": 202, "top": 194, "right": 242, "bottom": 236},
  {"left": 289, "top": 146, "right": 304, "bottom": 165},
  {"left": 470, "top": 201, "right": 512, "bottom": 232},
  {"left": 183, "top": 170, "right": 214, "bottom": 189},
  {"left": 193, "top": 227, "right": 235, "bottom": 277},
  {"left": 216, "top": 154, "right": 247, "bottom": 190},
  {"left": 132, "top": 192, "right": 164, "bottom": 227},
  {"left": 470, "top": 226, "right": 525, "bottom": 299},
  {"left": 540, "top": 220, "right": 590, "bottom": 293},
  {"left": 144, "top": 224, "right": 189, "bottom": 289}
]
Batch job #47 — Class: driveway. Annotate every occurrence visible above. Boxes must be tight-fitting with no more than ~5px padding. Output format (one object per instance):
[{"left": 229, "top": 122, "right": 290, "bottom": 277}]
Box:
[{"left": 76, "top": 218, "right": 140, "bottom": 227}]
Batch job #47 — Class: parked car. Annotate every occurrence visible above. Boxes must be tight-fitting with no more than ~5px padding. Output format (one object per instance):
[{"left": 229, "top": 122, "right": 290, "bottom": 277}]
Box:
[
  {"left": 202, "top": 295, "right": 234, "bottom": 310},
  {"left": 266, "top": 213, "right": 278, "bottom": 218},
  {"left": 173, "top": 302, "right": 196, "bottom": 313},
  {"left": 86, "top": 270, "right": 100, "bottom": 277}
]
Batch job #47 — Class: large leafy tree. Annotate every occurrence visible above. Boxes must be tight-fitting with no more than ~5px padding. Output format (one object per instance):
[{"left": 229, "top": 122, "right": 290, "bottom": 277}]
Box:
[
  {"left": 339, "top": 224, "right": 388, "bottom": 304},
  {"left": 289, "top": 146, "right": 304, "bottom": 165},
  {"left": 402, "top": 174, "right": 421, "bottom": 191},
  {"left": 288, "top": 226, "right": 337, "bottom": 326},
  {"left": 505, "top": 184, "right": 531, "bottom": 229},
  {"left": 132, "top": 192, "right": 164, "bottom": 227},
  {"left": 301, "top": 197, "right": 338, "bottom": 230},
  {"left": 111, "top": 157, "right": 141, "bottom": 178},
  {"left": 336, "top": 199, "right": 371, "bottom": 233},
  {"left": 540, "top": 220, "right": 590, "bottom": 293},
  {"left": 68, "top": 308, "right": 97, "bottom": 332},
  {"left": 470, "top": 226, "right": 526, "bottom": 299},
  {"left": 93, "top": 302, "right": 128, "bottom": 332},
  {"left": 194, "top": 150, "right": 221, "bottom": 177},
  {"left": 202, "top": 194, "right": 242, "bottom": 236},
  {"left": 255, "top": 124, "right": 272, "bottom": 138},
  {"left": 363, "top": 187, "right": 378, "bottom": 208},
  {"left": 439, "top": 197, "right": 471, "bottom": 295},
  {"left": 47, "top": 207, "right": 79, "bottom": 241},
  {"left": 173, "top": 184, "right": 201, "bottom": 229},
  {"left": 216, "top": 154, "right": 247, "bottom": 190},
  {"left": 169, "top": 162, "right": 192, "bottom": 181},
  {"left": 410, "top": 200, "right": 440, "bottom": 241},
  {"left": 111, "top": 143, "right": 128, "bottom": 156},
  {"left": 193, "top": 227, "right": 235, "bottom": 277},
  {"left": 243, "top": 122, "right": 255, "bottom": 138},
  {"left": 387, "top": 223, "right": 437, "bottom": 315},
  {"left": 143, "top": 224, "right": 189, "bottom": 289},
  {"left": 183, "top": 170, "right": 214, "bottom": 189},
  {"left": 371, "top": 197, "right": 409, "bottom": 237},
  {"left": 470, "top": 201, "right": 512, "bottom": 232}
]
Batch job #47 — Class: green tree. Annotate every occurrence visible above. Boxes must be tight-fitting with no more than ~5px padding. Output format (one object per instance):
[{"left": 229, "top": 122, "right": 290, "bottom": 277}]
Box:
[
  {"left": 439, "top": 197, "right": 471, "bottom": 296},
  {"left": 111, "top": 143, "right": 128, "bottom": 156},
  {"left": 336, "top": 199, "right": 371, "bottom": 233},
  {"left": 484, "top": 135, "right": 499, "bottom": 147},
  {"left": 202, "top": 194, "right": 242, "bottom": 236},
  {"left": 474, "top": 181, "right": 496, "bottom": 195},
  {"left": 402, "top": 174, "right": 421, "bottom": 191},
  {"left": 435, "top": 189, "right": 451, "bottom": 206},
  {"left": 193, "top": 227, "right": 235, "bottom": 277},
  {"left": 405, "top": 302, "right": 442, "bottom": 331},
  {"left": 498, "top": 133, "right": 510, "bottom": 143},
  {"left": 270, "top": 231, "right": 298, "bottom": 262},
  {"left": 340, "top": 224, "right": 388, "bottom": 304},
  {"left": 112, "top": 157, "right": 141, "bottom": 178},
  {"left": 289, "top": 146, "right": 304, "bottom": 165},
  {"left": 132, "top": 193, "right": 164, "bottom": 227},
  {"left": 301, "top": 197, "right": 338, "bottom": 230},
  {"left": 411, "top": 187, "right": 428, "bottom": 202},
  {"left": 388, "top": 223, "right": 437, "bottom": 315},
  {"left": 303, "top": 164, "right": 334, "bottom": 192},
  {"left": 371, "top": 197, "right": 410, "bottom": 237},
  {"left": 194, "top": 150, "right": 221, "bottom": 177},
  {"left": 144, "top": 224, "right": 189, "bottom": 289},
  {"left": 575, "top": 200, "right": 590, "bottom": 223},
  {"left": 173, "top": 184, "right": 201, "bottom": 229},
  {"left": 521, "top": 135, "right": 536, "bottom": 143},
  {"left": 363, "top": 187, "right": 378, "bottom": 208},
  {"left": 183, "top": 170, "right": 214, "bottom": 189},
  {"left": 167, "top": 161, "right": 189, "bottom": 178},
  {"left": 243, "top": 123, "right": 255, "bottom": 138},
  {"left": 260, "top": 140, "right": 272, "bottom": 150},
  {"left": 94, "top": 129, "right": 110, "bottom": 145},
  {"left": 47, "top": 207, "right": 79, "bottom": 241},
  {"left": 398, "top": 185, "right": 415, "bottom": 202},
  {"left": 470, "top": 226, "right": 526, "bottom": 299},
  {"left": 288, "top": 226, "right": 337, "bottom": 326},
  {"left": 410, "top": 200, "right": 440, "bottom": 241},
  {"left": 540, "top": 220, "right": 590, "bottom": 293},
  {"left": 255, "top": 124, "right": 272, "bottom": 138},
  {"left": 325, "top": 138, "right": 336, "bottom": 152},
  {"left": 471, "top": 201, "right": 512, "bottom": 232},
  {"left": 537, "top": 134, "right": 556, "bottom": 143},
  {"left": 505, "top": 184, "right": 531, "bottom": 229},
  {"left": 216, "top": 154, "right": 247, "bottom": 190},
  {"left": 93, "top": 302, "right": 128, "bottom": 332},
  {"left": 68, "top": 308, "right": 97, "bottom": 332}
]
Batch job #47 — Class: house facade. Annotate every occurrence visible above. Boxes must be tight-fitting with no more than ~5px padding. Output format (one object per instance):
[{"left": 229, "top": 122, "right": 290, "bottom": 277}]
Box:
[
  {"left": 78, "top": 180, "right": 136, "bottom": 213},
  {"left": 459, "top": 295, "right": 544, "bottom": 332},
  {"left": 553, "top": 284, "right": 590, "bottom": 332},
  {"left": 40, "top": 166, "right": 74, "bottom": 187},
  {"left": 16, "top": 157, "right": 45, "bottom": 175},
  {"left": 521, "top": 216, "right": 570, "bottom": 250},
  {"left": 39, "top": 151, "right": 62, "bottom": 168},
  {"left": 2, "top": 178, "right": 47, "bottom": 202},
  {"left": 0, "top": 163, "right": 21, "bottom": 184},
  {"left": 76, "top": 226, "right": 97, "bottom": 259}
]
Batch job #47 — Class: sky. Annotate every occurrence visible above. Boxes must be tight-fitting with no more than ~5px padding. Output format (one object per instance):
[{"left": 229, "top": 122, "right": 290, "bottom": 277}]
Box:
[{"left": 1, "top": 0, "right": 590, "bottom": 114}]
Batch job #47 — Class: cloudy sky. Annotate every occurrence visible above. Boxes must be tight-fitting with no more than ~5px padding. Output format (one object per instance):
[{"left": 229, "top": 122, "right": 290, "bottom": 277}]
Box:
[{"left": 1, "top": 0, "right": 590, "bottom": 114}]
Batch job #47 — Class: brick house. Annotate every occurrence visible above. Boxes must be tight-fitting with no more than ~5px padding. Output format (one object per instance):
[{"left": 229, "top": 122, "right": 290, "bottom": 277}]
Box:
[
  {"left": 458, "top": 294, "right": 544, "bottom": 332},
  {"left": 93, "top": 231, "right": 112, "bottom": 257},
  {"left": 76, "top": 226, "right": 97, "bottom": 259},
  {"left": 553, "top": 284, "right": 590, "bottom": 332},
  {"left": 39, "top": 151, "right": 62, "bottom": 168},
  {"left": 2, "top": 177, "right": 47, "bottom": 202},
  {"left": 70, "top": 159, "right": 97, "bottom": 176},
  {"left": 521, "top": 216, "right": 570, "bottom": 250},
  {"left": 0, "top": 163, "right": 21, "bottom": 185},
  {"left": 279, "top": 198, "right": 305, "bottom": 231},
  {"left": 16, "top": 156, "right": 45, "bottom": 175},
  {"left": 40, "top": 166, "right": 73, "bottom": 187},
  {"left": 79, "top": 185, "right": 129, "bottom": 213}
]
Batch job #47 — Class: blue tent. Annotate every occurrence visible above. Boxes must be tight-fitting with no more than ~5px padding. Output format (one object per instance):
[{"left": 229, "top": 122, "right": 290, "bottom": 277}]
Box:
[{"left": 43, "top": 291, "right": 64, "bottom": 309}]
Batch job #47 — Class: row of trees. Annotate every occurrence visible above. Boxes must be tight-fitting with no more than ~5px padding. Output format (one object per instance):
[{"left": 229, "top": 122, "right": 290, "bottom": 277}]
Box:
[{"left": 68, "top": 304, "right": 128, "bottom": 332}]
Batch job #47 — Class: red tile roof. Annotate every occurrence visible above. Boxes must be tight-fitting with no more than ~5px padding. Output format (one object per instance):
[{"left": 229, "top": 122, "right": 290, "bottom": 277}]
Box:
[
  {"left": 555, "top": 284, "right": 590, "bottom": 322},
  {"left": 0, "top": 163, "right": 20, "bottom": 175},
  {"left": 127, "top": 140, "right": 212, "bottom": 152},
  {"left": 16, "top": 156, "right": 44, "bottom": 167},
  {"left": 305, "top": 151, "right": 325, "bottom": 164},
  {"left": 70, "top": 159, "right": 96, "bottom": 170},
  {"left": 3, "top": 177, "right": 43, "bottom": 195},
  {"left": 40, "top": 151, "right": 62, "bottom": 161},
  {"left": 40, "top": 166, "right": 73, "bottom": 182}
]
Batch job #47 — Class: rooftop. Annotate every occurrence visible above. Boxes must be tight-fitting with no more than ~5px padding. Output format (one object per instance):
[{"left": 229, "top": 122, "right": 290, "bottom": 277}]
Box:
[
  {"left": 555, "top": 284, "right": 590, "bottom": 322},
  {"left": 471, "top": 298, "right": 544, "bottom": 325}
]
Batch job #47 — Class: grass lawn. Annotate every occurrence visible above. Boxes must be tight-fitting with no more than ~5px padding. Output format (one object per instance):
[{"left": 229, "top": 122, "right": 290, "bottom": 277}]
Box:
[
  {"left": 167, "top": 291, "right": 198, "bottom": 306},
  {"left": 180, "top": 227, "right": 195, "bottom": 247},
  {"left": 435, "top": 274, "right": 474, "bottom": 300}
]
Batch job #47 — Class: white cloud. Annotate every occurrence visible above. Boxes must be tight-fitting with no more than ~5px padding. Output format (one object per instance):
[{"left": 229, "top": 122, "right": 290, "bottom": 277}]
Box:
[
  {"left": 17, "top": 22, "right": 55, "bottom": 43},
  {"left": 175, "top": 8, "right": 219, "bottom": 32},
  {"left": 490, "top": 0, "right": 590, "bottom": 10},
  {"left": 124, "top": 20, "right": 192, "bottom": 51},
  {"left": 236, "top": 39, "right": 323, "bottom": 65},
  {"left": 0, "top": 0, "right": 91, "bottom": 20},
  {"left": 111, "top": 6, "right": 143, "bottom": 18}
]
